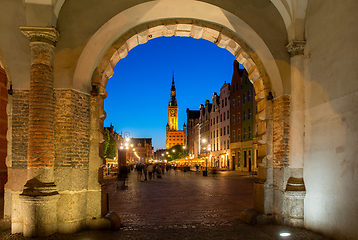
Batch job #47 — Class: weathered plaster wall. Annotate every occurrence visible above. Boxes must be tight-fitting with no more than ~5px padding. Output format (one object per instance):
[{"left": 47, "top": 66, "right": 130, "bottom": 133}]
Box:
[
  {"left": 0, "top": 1, "right": 30, "bottom": 90},
  {"left": 304, "top": 1, "right": 358, "bottom": 239},
  {"left": 55, "top": 0, "right": 288, "bottom": 96}
]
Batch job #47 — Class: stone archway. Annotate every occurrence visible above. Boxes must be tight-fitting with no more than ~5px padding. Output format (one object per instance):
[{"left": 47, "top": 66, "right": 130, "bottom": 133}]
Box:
[{"left": 87, "top": 18, "right": 278, "bottom": 225}]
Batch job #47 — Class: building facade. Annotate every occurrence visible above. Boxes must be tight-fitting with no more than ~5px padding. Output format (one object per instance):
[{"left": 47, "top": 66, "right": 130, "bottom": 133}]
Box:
[
  {"left": 229, "top": 64, "right": 257, "bottom": 172},
  {"left": 230, "top": 61, "right": 243, "bottom": 170},
  {"left": 186, "top": 109, "right": 200, "bottom": 159},
  {"left": 218, "top": 82, "right": 231, "bottom": 169},
  {"left": 166, "top": 74, "right": 186, "bottom": 149}
]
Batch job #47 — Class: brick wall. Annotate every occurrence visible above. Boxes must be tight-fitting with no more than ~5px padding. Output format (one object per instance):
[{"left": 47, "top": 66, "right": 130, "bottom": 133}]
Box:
[
  {"left": 12, "top": 90, "right": 29, "bottom": 169},
  {"left": 55, "top": 90, "right": 90, "bottom": 168},
  {"left": 273, "top": 95, "right": 290, "bottom": 167}
]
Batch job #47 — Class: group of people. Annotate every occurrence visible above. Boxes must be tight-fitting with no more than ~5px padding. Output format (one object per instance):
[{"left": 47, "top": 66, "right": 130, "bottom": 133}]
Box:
[{"left": 135, "top": 163, "right": 170, "bottom": 181}]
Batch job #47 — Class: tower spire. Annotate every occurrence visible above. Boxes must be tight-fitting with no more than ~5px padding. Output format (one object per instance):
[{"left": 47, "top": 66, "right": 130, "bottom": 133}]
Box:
[{"left": 169, "top": 71, "right": 177, "bottom": 106}]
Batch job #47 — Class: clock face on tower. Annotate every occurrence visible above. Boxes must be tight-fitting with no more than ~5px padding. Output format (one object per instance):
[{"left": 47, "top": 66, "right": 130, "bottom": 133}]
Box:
[{"left": 170, "top": 109, "right": 176, "bottom": 117}]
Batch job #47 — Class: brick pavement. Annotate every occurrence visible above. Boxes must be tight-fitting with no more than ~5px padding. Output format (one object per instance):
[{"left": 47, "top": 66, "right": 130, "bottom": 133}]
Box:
[{"left": 0, "top": 170, "right": 331, "bottom": 239}]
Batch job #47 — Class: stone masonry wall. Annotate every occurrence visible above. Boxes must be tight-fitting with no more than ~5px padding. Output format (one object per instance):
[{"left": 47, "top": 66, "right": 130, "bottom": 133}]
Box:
[
  {"left": 273, "top": 95, "right": 290, "bottom": 168},
  {"left": 11, "top": 91, "right": 29, "bottom": 169},
  {"left": 54, "top": 89, "right": 90, "bottom": 169}
]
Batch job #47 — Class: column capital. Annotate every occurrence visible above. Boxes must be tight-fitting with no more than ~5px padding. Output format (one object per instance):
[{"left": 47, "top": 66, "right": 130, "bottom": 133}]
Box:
[
  {"left": 286, "top": 41, "right": 306, "bottom": 57},
  {"left": 20, "top": 26, "right": 59, "bottom": 46}
]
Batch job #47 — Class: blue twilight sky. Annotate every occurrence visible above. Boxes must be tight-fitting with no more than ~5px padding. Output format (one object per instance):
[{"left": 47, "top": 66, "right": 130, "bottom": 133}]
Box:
[{"left": 104, "top": 36, "right": 241, "bottom": 151}]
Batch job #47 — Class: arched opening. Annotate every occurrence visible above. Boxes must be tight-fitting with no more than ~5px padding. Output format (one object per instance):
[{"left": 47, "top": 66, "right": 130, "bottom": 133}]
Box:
[{"left": 84, "top": 19, "right": 275, "bottom": 222}]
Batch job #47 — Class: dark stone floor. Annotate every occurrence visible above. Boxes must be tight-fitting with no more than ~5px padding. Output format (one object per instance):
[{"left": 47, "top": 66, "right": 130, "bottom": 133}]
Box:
[{"left": 0, "top": 170, "right": 331, "bottom": 239}]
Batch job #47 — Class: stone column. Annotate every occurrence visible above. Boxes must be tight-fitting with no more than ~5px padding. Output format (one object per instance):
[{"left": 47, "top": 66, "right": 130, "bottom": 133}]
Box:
[
  {"left": 19, "top": 26, "right": 60, "bottom": 237},
  {"left": 285, "top": 41, "right": 306, "bottom": 227}
]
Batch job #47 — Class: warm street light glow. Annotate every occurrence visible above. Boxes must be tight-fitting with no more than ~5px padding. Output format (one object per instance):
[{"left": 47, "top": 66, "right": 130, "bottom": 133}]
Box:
[
  {"left": 125, "top": 146, "right": 129, "bottom": 149},
  {"left": 162, "top": 154, "right": 164, "bottom": 156},
  {"left": 125, "top": 143, "right": 128, "bottom": 147},
  {"left": 166, "top": 152, "right": 169, "bottom": 154},
  {"left": 172, "top": 150, "right": 175, "bottom": 152},
  {"left": 125, "top": 138, "right": 130, "bottom": 142},
  {"left": 132, "top": 148, "right": 135, "bottom": 151},
  {"left": 120, "top": 146, "right": 124, "bottom": 149},
  {"left": 280, "top": 233, "right": 291, "bottom": 237},
  {"left": 202, "top": 139, "right": 207, "bottom": 143},
  {"left": 130, "top": 144, "right": 133, "bottom": 147},
  {"left": 183, "top": 146, "right": 186, "bottom": 149}
]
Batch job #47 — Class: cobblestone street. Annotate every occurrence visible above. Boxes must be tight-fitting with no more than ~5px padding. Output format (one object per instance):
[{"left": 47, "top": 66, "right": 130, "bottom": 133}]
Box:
[{"left": 0, "top": 170, "right": 331, "bottom": 239}]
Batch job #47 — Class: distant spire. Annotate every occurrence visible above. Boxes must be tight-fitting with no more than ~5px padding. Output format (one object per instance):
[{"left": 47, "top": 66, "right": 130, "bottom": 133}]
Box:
[{"left": 169, "top": 71, "right": 177, "bottom": 106}]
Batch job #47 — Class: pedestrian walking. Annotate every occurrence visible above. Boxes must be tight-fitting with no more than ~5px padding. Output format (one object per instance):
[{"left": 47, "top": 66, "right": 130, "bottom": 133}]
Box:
[
  {"left": 143, "top": 164, "right": 148, "bottom": 181},
  {"left": 195, "top": 164, "right": 199, "bottom": 174},
  {"left": 156, "top": 164, "right": 162, "bottom": 179},
  {"left": 148, "top": 164, "right": 154, "bottom": 180},
  {"left": 136, "top": 163, "right": 143, "bottom": 181}
]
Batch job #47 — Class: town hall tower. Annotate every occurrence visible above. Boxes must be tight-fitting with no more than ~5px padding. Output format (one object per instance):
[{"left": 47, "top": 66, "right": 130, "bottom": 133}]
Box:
[{"left": 166, "top": 73, "right": 186, "bottom": 149}]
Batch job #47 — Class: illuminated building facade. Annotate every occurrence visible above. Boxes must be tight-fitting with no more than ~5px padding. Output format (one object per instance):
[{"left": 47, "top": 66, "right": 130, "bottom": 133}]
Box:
[{"left": 166, "top": 73, "right": 186, "bottom": 149}]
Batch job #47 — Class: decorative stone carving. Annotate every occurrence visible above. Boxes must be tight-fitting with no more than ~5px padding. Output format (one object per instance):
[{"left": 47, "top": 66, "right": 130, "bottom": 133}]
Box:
[
  {"left": 19, "top": 26, "right": 59, "bottom": 46},
  {"left": 286, "top": 41, "right": 306, "bottom": 57}
]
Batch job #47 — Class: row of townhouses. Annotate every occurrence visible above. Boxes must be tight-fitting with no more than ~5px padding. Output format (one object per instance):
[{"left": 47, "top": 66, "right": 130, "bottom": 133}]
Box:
[{"left": 186, "top": 60, "right": 257, "bottom": 171}]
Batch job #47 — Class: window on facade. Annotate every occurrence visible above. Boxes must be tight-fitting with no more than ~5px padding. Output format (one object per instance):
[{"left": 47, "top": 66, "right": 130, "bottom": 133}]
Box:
[
  {"left": 220, "top": 114, "right": 222, "bottom": 122},
  {"left": 249, "top": 126, "right": 251, "bottom": 138},
  {"left": 244, "top": 128, "right": 246, "bottom": 139},
  {"left": 244, "top": 93, "right": 247, "bottom": 103},
  {"left": 225, "top": 97, "right": 227, "bottom": 106},
  {"left": 244, "top": 111, "right": 246, "bottom": 121},
  {"left": 223, "top": 127, "right": 226, "bottom": 135},
  {"left": 233, "top": 115, "right": 235, "bottom": 125},
  {"left": 227, "top": 111, "right": 229, "bottom": 119},
  {"left": 236, "top": 82, "right": 239, "bottom": 91},
  {"left": 232, "top": 131, "right": 235, "bottom": 142},
  {"left": 238, "top": 97, "right": 240, "bottom": 107},
  {"left": 223, "top": 113, "right": 226, "bottom": 121},
  {"left": 216, "top": 130, "right": 218, "bottom": 138},
  {"left": 248, "top": 90, "right": 252, "bottom": 101},
  {"left": 248, "top": 108, "right": 251, "bottom": 119},
  {"left": 222, "top": 99, "right": 224, "bottom": 106},
  {"left": 233, "top": 100, "right": 235, "bottom": 109},
  {"left": 211, "top": 132, "right": 212, "bottom": 139},
  {"left": 227, "top": 125, "right": 229, "bottom": 134},
  {"left": 238, "top": 113, "right": 241, "bottom": 123},
  {"left": 220, "top": 128, "right": 222, "bottom": 136},
  {"left": 211, "top": 119, "right": 212, "bottom": 126},
  {"left": 227, "top": 140, "right": 230, "bottom": 149},
  {"left": 216, "top": 116, "right": 218, "bottom": 123},
  {"left": 238, "top": 129, "right": 241, "bottom": 141},
  {"left": 224, "top": 141, "right": 226, "bottom": 150}
]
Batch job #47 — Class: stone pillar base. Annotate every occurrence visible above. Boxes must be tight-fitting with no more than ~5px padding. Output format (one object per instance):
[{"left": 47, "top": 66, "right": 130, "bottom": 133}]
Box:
[
  {"left": 19, "top": 178, "right": 59, "bottom": 237},
  {"left": 284, "top": 177, "right": 306, "bottom": 227}
]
